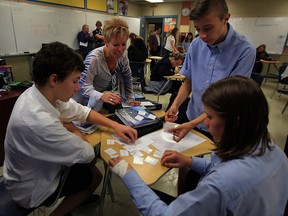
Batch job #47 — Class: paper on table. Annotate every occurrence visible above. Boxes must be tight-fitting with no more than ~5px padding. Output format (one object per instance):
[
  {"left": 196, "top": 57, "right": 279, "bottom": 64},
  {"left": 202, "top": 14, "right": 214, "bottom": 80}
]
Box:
[{"left": 145, "top": 129, "right": 206, "bottom": 153}]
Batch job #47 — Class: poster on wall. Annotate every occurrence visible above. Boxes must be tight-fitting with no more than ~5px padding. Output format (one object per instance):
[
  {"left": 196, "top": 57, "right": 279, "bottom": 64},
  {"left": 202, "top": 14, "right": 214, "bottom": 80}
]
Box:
[
  {"left": 164, "top": 18, "right": 177, "bottom": 32},
  {"left": 119, "top": 0, "right": 128, "bottom": 16},
  {"left": 107, "top": 0, "right": 114, "bottom": 13}
]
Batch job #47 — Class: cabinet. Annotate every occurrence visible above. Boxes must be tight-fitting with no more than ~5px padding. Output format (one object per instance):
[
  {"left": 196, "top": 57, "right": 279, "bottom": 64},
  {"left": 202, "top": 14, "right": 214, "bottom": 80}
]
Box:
[{"left": 0, "top": 90, "right": 22, "bottom": 166}]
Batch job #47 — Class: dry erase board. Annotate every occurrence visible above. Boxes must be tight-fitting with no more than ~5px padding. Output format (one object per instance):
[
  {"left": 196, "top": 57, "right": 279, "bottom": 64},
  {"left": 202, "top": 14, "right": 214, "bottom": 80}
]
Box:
[
  {"left": 0, "top": 1, "right": 141, "bottom": 56},
  {"left": 230, "top": 17, "right": 288, "bottom": 54}
]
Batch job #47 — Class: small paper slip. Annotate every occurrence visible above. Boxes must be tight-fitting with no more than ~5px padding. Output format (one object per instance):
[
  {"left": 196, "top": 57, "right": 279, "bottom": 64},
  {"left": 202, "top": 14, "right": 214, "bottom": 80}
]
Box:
[
  {"left": 79, "top": 41, "right": 88, "bottom": 47},
  {"left": 153, "top": 150, "right": 164, "bottom": 158},
  {"left": 147, "top": 114, "right": 156, "bottom": 120},
  {"left": 140, "top": 101, "right": 154, "bottom": 106},
  {"left": 163, "top": 122, "right": 178, "bottom": 133},
  {"left": 138, "top": 110, "right": 147, "bottom": 116},
  {"left": 105, "top": 148, "right": 117, "bottom": 156},
  {"left": 135, "top": 115, "right": 144, "bottom": 121},
  {"left": 141, "top": 146, "right": 153, "bottom": 154},
  {"left": 145, "top": 156, "right": 159, "bottom": 165},
  {"left": 120, "top": 150, "right": 129, "bottom": 156},
  {"left": 107, "top": 139, "right": 115, "bottom": 145},
  {"left": 130, "top": 150, "right": 144, "bottom": 157},
  {"left": 133, "top": 156, "right": 144, "bottom": 165},
  {"left": 111, "top": 155, "right": 119, "bottom": 158}
]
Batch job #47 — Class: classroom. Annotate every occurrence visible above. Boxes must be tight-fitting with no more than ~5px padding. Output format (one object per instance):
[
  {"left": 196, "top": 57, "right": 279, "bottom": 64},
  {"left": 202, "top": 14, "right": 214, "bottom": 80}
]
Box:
[{"left": 0, "top": 0, "right": 288, "bottom": 215}]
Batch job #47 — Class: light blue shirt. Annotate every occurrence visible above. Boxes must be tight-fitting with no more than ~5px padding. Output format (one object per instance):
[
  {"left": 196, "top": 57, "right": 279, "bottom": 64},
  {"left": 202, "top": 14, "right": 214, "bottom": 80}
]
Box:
[
  {"left": 122, "top": 145, "right": 288, "bottom": 216},
  {"left": 181, "top": 24, "right": 255, "bottom": 131}
]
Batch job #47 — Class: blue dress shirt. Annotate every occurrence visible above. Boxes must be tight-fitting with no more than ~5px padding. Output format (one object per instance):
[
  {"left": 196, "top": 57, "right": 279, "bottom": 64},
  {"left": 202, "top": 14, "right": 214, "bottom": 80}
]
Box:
[
  {"left": 122, "top": 144, "right": 288, "bottom": 216},
  {"left": 181, "top": 24, "right": 256, "bottom": 131}
]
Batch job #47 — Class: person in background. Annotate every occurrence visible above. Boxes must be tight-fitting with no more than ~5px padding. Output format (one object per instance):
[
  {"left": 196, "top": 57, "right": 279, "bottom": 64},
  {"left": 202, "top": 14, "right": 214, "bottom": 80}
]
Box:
[
  {"left": 164, "top": 0, "right": 255, "bottom": 196},
  {"left": 143, "top": 53, "right": 184, "bottom": 94},
  {"left": 109, "top": 76, "right": 288, "bottom": 216},
  {"left": 182, "top": 32, "right": 193, "bottom": 52},
  {"left": 3, "top": 42, "right": 137, "bottom": 215},
  {"left": 74, "top": 17, "right": 140, "bottom": 111},
  {"left": 128, "top": 32, "right": 148, "bottom": 61},
  {"left": 252, "top": 44, "right": 273, "bottom": 74},
  {"left": 149, "top": 27, "right": 162, "bottom": 56},
  {"left": 128, "top": 33, "right": 148, "bottom": 89},
  {"left": 77, "top": 24, "right": 95, "bottom": 59},
  {"left": 163, "top": 27, "right": 179, "bottom": 58},
  {"left": 92, "top": 21, "right": 105, "bottom": 48}
]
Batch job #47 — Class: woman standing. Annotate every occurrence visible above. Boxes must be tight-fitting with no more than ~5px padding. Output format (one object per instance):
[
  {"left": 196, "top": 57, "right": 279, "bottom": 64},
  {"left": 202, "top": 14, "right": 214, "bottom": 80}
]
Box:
[
  {"left": 163, "top": 27, "right": 179, "bottom": 58},
  {"left": 182, "top": 32, "right": 193, "bottom": 52},
  {"left": 74, "top": 17, "right": 140, "bottom": 111}
]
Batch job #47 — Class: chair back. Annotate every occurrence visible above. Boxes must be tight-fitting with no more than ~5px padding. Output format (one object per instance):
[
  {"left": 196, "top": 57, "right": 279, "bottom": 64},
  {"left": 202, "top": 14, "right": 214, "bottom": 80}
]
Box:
[
  {"left": 129, "top": 61, "right": 146, "bottom": 92},
  {"left": 278, "top": 64, "right": 288, "bottom": 84},
  {"left": 0, "top": 176, "right": 35, "bottom": 216},
  {"left": 251, "top": 72, "right": 264, "bottom": 86}
]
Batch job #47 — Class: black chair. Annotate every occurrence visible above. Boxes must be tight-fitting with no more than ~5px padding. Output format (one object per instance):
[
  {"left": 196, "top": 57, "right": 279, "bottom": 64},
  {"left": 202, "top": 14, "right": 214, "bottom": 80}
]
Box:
[
  {"left": 250, "top": 72, "right": 264, "bottom": 86},
  {"left": 0, "top": 167, "right": 70, "bottom": 216},
  {"left": 277, "top": 88, "right": 288, "bottom": 114},
  {"left": 129, "top": 61, "right": 146, "bottom": 93},
  {"left": 271, "top": 63, "right": 288, "bottom": 99},
  {"left": 0, "top": 176, "right": 35, "bottom": 216}
]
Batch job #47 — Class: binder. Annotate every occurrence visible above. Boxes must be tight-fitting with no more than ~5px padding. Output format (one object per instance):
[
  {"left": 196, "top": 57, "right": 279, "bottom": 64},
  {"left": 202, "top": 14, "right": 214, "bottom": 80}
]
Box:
[{"left": 109, "top": 106, "right": 163, "bottom": 137}]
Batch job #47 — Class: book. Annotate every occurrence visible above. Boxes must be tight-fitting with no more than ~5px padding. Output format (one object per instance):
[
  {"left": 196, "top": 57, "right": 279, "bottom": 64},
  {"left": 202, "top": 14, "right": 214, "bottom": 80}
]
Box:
[{"left": 73, "top": 121, "right": 100, "bottom": 134}]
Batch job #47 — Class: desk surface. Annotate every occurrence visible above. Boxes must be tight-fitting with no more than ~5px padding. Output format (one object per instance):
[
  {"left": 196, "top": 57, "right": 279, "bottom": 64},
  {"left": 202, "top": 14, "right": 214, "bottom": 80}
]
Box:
[
  {"left": 149, "top": 56, "right": 163, "bottom": 60},
  {"left": 164, "top": 74, "right": 186, "bottom": 80},
  {"left": 260, "top": 59, "right": 281, "bottom": 64},
  {"left": 100, "top": 128, "right": 214, "bottom": 185}
]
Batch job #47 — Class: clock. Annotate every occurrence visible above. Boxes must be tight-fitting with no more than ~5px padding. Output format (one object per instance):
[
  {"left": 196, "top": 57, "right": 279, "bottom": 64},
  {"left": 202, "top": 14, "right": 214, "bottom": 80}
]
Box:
[{"left": 181, "top": 7, "right": 191, "bottom": 17}]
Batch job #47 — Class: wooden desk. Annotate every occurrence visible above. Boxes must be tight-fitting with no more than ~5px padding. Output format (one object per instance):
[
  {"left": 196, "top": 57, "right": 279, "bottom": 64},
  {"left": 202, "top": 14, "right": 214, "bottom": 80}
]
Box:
[
  {"left": 260, "top": 59, "right": 281, "bottom": 82},
  {"left": 100, "top": 128, "right": 213, "bottom": 185},
  {"left": 149, "top": 56, "right": 163, "bottom": 63},
  {"left": 157, "top": 74, "right": 186, "bottom": 102}
]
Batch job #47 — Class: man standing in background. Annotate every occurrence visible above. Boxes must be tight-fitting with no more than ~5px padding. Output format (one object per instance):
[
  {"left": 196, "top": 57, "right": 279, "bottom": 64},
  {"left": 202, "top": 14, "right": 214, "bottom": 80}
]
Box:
[
  {"left": 149, "top": 27, "right": 162, "bottom": 70},
  {"left": 77, "top": 24, "right": 95, "bottom": 59}
]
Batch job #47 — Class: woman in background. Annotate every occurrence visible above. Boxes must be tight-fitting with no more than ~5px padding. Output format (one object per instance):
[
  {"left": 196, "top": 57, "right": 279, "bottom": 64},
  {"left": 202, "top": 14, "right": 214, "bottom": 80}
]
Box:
[
  {"left": 163, "top": 27, "right": 179, "bottom": 58},
  {"left": 252, "top": 44, "right": 273, "bottom": 74},
  {"left": 182, "top": 32, "right": 193, "bottom": 52}
]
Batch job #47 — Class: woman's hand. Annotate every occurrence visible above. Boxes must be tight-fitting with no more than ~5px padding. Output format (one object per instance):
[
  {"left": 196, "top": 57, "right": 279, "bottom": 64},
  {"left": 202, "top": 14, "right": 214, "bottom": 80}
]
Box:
[
  {"left": 168, "top": 122, "right": 194, "bottom": 142},
  {"left": 109, "top": 156, "right": 134, "bottom": 178},
  {"left": 161, "top": 150, "right": 192, "bottom": 168},
  {"left": 165, "top": 106, "right": 179, "bottom": 122},
  {"left": 100, "top": 92, "right": 122, "bottom": 105},
  {"left": 128, "top": 100, "right": 141, "bottom": 106},
  {"left": 114, "top": 123, "right": 138, "bottom": 144}
]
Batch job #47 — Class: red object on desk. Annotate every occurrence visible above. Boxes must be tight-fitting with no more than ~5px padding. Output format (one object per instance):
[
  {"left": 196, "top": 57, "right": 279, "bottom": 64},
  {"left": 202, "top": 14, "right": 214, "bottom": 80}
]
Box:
[{"left": 0, "top": 90, "right": 22, "bottom": 166}]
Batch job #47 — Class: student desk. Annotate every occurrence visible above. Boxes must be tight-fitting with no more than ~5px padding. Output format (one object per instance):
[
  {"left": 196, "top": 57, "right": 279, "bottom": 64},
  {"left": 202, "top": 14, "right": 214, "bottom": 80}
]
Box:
[
  {"left": 260, "top": 59, "right": 281, "bottom": 82},
  {"left": 149, "top": 56, "right": 163, "bottom": 63},
  {"left": 157, "top": 74, "right": 186, "bottom": 102}
]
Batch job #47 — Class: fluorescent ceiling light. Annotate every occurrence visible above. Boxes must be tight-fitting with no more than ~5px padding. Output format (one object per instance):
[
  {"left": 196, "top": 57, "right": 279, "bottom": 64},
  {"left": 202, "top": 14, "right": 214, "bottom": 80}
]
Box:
[{"left": 145, "top": 0, "right": 164, "bottom": 3}]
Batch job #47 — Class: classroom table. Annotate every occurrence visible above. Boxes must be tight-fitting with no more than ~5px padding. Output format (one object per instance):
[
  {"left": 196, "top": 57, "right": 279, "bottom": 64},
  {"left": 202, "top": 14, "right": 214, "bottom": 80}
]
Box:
[
  {"left": 157, "top": 74, "right": 186, "bottom": 102},
  {"left": 149, "top": 55, "right": 163, "bottom": 63},
  {"left": 260, "top": 59, "right": 281, "bottom": 82},
  {"left": 98, "top": 126, "right": 214, "bottom": 215},
  {"left": 144, "top": 58, "right": 152, "bottom": 78}
]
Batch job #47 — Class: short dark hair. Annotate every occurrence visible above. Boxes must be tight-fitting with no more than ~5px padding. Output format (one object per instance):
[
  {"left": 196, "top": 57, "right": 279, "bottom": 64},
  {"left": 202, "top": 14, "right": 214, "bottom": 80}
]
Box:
[
  {"left": 190, "top": 0, "right": 229, "bottom": 20},
  {"left": 202, "top": 76, "right": 272, "bottom": 160},
  {"left": 32, "top": 41, "right": 84, "bottom": 86}
]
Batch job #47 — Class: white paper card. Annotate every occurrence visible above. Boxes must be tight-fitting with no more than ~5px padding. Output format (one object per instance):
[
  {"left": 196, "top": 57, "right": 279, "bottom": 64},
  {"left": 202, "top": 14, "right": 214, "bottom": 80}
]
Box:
[
  {"left": 133, "top": 156, "right": 144, "bottom": 165},
  {"left": 105, "top": 148, "right": 117, "bottom": 156},
  {"left": 120, "top": 150, "right": 129, "bottom": 156},
  {"left": 135, "top": 115, "right": 144, "bottom": 121},
  {"left": 154, "top": 150, "right": 164, "bottom": 158},
  {"left": 107, "top": 139, "right": 115, "bottom": 145},
  {"left": 145, "top": 156, "right": 159, "bottom": 165}
]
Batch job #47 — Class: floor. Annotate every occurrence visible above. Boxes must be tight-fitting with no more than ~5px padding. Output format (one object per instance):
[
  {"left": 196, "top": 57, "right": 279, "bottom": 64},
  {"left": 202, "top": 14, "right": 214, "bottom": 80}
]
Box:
[{"left": 1, "top": 77, "right": 287, "bottom": 216}]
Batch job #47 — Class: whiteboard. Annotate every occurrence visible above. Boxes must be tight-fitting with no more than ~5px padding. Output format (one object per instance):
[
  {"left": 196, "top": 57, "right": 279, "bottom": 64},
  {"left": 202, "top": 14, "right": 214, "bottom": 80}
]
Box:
[
  {"left": 86, "top": 12, "right": 140, "bottom": 36},
  {"left": 0, "top": 1, "right": 17, "bottom": 55},
  {"left": 230, "top": 17, "right": 288, "bottom": 54},
  {"left": 0, "top": 1, "right": 141, "bottom": 55},
  {"left": 10, "top": 1, "right": 85, "bottom": 53}
]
